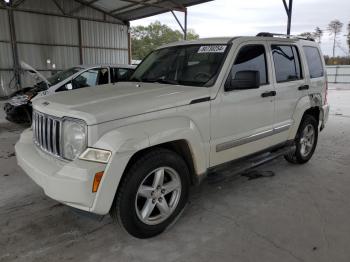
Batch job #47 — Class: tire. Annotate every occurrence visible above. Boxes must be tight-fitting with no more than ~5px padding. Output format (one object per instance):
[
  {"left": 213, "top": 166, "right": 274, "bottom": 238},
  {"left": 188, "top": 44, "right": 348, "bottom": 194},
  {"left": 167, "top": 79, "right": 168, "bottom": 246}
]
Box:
[
  {"left": 110, "top": 148, "right": 190, "bottom": 238},
  {"left": 284, "top": 114, "right": 318, "bottom": 164}
]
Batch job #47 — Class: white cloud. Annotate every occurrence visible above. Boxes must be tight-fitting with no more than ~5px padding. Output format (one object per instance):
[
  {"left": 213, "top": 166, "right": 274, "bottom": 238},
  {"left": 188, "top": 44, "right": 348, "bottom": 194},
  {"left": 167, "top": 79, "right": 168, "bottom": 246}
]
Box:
[{"left": 131, "top": 0, "right": 350, "bottom": 56}]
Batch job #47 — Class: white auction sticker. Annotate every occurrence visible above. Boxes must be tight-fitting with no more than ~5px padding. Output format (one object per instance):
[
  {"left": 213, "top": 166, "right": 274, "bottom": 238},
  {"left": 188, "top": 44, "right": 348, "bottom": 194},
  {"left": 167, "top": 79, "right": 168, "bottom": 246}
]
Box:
[{"left": 198, "top": 45, "right": 227, "bottom": 53}]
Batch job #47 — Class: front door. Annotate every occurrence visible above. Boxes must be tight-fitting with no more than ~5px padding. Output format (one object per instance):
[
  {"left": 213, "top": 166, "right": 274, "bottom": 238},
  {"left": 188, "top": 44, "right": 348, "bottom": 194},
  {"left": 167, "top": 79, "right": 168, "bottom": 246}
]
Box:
[{"left": 210, "top": 42, "right": 275, "bottom": 166}]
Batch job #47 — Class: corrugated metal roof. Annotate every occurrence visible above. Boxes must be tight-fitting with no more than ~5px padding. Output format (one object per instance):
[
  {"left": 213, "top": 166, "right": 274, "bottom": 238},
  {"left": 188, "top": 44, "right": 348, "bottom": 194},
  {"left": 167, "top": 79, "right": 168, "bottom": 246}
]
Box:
[{"left": 77, "top": 0, "right": 213, "bottom": 21}]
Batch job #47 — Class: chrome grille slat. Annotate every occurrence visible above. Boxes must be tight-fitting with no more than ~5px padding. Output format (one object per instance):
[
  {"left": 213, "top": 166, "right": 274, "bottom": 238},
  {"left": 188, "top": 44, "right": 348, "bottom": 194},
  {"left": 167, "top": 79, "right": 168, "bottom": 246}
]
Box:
[
  {"left": 32, "top": 110, "right": 62, "bottom": 158},
  {"left": 52, "top": 120, "right": 57, "bottom": 155},
  {"left": 38, "top": 115, "right": 42, "bottom": 146},
  {"left": 43, "top": 117, "right": 47, "bottom": 150},
  {"left": 47, "top": 118, "right": 52, "bottom": 152}
]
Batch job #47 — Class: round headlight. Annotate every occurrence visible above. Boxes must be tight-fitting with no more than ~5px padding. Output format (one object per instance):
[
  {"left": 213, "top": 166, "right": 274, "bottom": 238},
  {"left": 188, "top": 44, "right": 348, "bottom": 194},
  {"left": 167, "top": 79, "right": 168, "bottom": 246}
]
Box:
[
  {"left": 62, "top": 118, "right": 87, "bottom": 160},
  {"left": 9, "top": 95, "right": 29, "bottom": 106}
]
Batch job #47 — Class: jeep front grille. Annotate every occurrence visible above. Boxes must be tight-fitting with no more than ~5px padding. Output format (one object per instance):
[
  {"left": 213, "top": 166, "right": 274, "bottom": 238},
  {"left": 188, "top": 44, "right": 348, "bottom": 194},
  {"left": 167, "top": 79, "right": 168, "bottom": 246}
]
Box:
[{"left": 32, "top": 110, "right": 62, "bottom": 157}]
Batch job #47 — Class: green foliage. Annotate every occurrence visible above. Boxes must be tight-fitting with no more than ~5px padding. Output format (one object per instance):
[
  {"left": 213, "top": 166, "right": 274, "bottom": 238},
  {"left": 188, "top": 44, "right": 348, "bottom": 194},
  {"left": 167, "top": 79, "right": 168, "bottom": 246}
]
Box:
[
  {"left": 131, "top": 21, "right": 199, "bottom": 60},
  {"left": 324, "top": 55, "right": 350, "bottom": 65},
  {"left": 298, "top": 27, "right": 323, "bottom": 43}
]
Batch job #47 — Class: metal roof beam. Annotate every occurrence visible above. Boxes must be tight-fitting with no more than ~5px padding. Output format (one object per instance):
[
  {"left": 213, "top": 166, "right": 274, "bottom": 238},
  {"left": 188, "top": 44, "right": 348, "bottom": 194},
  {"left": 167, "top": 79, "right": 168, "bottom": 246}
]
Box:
[
  {"left": 121, "top": 0, "right": 185, "bottom": 12},
  {"left": 68, "top": 0, "right": 100, "bottom": 15},
  {"left": 72, "top": 0, "right": 124, "bottom": 22},
  {"left": 109, "top": 0, "right": 148, "bottom": 14},
  {"left": 13, "top": 0, "right": 27, "bottom": 8},
  {"left": 51, "top": 0, "right": 66, "bottom": 15}
]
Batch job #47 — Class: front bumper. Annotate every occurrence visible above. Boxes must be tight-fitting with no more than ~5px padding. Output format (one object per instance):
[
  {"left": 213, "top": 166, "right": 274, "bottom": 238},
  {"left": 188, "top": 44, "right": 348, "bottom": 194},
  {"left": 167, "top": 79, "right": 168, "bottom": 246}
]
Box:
[
  {"left": 4, "top": 102, "right": 32, "bottom": 124},
  {"left": 15, "top": 129, "right": 106, "bottom": 212}
]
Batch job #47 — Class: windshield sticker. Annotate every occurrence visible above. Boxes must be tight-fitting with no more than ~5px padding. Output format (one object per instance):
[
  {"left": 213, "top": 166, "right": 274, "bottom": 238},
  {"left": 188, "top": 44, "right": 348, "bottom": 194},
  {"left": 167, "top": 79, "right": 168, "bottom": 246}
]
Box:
[{"left": 198, "top": 45, "right": 227, "bottom": 53}]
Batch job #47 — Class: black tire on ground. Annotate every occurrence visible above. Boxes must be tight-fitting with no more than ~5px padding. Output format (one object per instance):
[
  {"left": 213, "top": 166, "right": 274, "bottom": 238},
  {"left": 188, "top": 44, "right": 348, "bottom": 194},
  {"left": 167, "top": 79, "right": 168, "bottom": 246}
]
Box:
[
  {"left": 284, "top": 114, "right": 318, "bottom": 164},
  {"left": 110, "top": 148, "right": 190, "bottom": 239}
]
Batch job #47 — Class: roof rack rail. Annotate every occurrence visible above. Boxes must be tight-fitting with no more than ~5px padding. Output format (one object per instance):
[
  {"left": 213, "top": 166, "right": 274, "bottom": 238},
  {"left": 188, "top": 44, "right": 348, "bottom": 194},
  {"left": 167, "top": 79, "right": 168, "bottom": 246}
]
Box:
[{"left": 256, "top": 32, "right": 315, "bottom": 42}]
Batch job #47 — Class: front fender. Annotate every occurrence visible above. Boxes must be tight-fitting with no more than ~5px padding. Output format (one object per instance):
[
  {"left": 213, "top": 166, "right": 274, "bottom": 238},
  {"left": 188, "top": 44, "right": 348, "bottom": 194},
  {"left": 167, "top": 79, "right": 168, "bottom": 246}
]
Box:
[{"left": 89, "top": 117, "right": 208, "bottom": 214}]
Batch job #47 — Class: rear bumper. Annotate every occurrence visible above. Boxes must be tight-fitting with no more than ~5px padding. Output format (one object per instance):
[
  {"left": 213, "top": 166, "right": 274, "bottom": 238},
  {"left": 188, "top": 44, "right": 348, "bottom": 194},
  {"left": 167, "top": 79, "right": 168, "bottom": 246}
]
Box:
[
  {"left": 320, "top": 103, "right": 330, "bottom": 131},
  {"left": 15, "top": 129, "right": 106, "bottom": 212}
]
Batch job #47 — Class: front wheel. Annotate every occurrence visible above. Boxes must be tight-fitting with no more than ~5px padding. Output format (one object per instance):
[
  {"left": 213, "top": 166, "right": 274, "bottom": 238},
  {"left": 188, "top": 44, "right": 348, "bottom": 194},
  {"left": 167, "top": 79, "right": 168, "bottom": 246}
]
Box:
[
  {"left": 284, "top": 115, "right": 318, "bottom": 164},
  {"left": 110, "top": 148, "right": 190, "bottom": 238}
]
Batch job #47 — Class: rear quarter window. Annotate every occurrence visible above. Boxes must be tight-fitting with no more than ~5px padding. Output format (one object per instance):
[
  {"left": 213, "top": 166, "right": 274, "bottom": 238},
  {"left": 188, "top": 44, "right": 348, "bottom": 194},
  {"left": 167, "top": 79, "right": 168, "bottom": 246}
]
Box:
[{"left": 303, "top": 46, "right": 324, "bottom": 78}]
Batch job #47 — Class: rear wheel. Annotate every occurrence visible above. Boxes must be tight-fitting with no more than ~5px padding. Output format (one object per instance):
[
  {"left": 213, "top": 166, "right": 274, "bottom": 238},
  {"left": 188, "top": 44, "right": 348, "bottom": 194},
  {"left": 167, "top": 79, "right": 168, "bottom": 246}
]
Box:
[
  {"left": 110, "top": 148, "right": 190, "bottom": 238},
  {"left": 284, "top": 115, "right": 318, "bottom": 164}
]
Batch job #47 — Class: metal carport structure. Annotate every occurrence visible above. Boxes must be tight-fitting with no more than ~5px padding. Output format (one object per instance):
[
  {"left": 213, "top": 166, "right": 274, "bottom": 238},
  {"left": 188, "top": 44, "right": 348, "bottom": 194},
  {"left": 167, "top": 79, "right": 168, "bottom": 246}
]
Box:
[
  {"left": 0, "top": 0, "right": 294, "bottom": 97},
  {"left": 0, "top": 0, "right": 212, "bottom": 97}
]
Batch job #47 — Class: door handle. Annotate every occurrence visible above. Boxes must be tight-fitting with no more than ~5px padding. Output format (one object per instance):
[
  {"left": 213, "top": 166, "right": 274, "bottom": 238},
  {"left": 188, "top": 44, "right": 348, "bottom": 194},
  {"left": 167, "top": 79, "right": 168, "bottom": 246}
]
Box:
[
  {"left": 261, "top": 91, "right": 276, "bottom": 98},
  {"left": 298, "top": 85, "right": 309, "bottom": 90}
]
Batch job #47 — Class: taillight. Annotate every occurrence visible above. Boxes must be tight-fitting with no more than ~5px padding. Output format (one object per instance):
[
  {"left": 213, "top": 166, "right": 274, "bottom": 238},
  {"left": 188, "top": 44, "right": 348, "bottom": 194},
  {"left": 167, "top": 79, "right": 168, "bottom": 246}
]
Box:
[{"left": 324, "top": 81, "right": 328, "bottom": 105}]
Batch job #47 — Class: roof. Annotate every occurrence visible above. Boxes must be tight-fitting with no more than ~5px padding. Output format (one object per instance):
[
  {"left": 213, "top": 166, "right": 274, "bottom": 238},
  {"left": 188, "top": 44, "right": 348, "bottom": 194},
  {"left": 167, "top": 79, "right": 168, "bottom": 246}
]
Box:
[
  {"left": 158, "top": 35, "right": 319, "bottom": 49},
  {"left": 81, "top": 0, "right": 213, "bottom": 21}
]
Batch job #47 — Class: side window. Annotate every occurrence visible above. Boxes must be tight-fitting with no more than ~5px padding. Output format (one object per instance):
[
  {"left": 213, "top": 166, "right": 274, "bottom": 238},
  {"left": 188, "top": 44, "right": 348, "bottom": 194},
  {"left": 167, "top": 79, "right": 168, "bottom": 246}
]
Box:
[
  {"left": 230, "top": 45, "right": 268, "bottom": 85},
  {"left": 303, "top": 46, "right": 324, "bottom": 78},
  {"left": 72, "top": 68, "right": 108, "bottom": 89},
  {"left": 73, "top": 69, "right": 99, "bottom": 89},
  {"left": 111, "top": 68, "right": 134, "bottom": 83},
  {"left": 97, "top": 68, "right": 109, "bottom": 85},
  {"left": 272, "top": 45, "right": 302, "bottom": 82}
]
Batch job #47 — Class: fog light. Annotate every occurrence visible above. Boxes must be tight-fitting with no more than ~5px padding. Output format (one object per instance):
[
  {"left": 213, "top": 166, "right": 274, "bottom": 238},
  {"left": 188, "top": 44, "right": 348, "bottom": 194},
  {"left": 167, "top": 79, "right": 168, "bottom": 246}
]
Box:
[{"left": 92, "top": 171, "right": 104, "bottom": 193}]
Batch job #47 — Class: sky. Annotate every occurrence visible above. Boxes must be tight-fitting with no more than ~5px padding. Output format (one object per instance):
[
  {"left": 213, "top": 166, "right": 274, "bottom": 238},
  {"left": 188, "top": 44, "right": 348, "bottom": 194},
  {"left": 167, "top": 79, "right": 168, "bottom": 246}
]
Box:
[{"left": 131, "top": 0, "right": 350, "bottom": 56}]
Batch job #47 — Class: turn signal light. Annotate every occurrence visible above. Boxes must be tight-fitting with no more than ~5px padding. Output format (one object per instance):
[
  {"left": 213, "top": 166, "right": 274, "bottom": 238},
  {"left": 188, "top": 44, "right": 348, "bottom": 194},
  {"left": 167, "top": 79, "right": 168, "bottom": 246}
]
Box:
[{"left": 92, "top": 171, "right": 104, "bottom": 193}]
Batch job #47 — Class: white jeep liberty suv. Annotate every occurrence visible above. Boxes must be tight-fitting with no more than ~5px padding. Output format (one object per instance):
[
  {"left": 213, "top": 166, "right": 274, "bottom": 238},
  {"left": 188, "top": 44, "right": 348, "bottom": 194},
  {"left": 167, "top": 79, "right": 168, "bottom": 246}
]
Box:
[{"left": 16, "top": 33, "right": 330, "bottom": 238}]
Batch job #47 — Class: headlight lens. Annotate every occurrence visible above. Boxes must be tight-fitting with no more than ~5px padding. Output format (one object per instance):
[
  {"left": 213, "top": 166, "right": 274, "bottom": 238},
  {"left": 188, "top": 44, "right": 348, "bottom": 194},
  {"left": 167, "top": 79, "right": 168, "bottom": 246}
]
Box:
[
  {"left": 79, "top": 148, "right": 111, "bottom": 163},
  {"left": 62, "top": 118, "right": 87, "bottom": 160},
  {"left": 9, "top": 95, "right": 30, "bottom": 106}
]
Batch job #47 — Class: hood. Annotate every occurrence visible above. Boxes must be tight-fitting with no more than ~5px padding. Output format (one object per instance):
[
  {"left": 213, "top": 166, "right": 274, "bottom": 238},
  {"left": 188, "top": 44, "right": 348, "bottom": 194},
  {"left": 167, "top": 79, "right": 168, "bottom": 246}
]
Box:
[
  {"left": 32, "top": 82, "right": 210, "bottom": 125},
  {"left": 21, "top": 61, "right": 50, "bottom": 85}
]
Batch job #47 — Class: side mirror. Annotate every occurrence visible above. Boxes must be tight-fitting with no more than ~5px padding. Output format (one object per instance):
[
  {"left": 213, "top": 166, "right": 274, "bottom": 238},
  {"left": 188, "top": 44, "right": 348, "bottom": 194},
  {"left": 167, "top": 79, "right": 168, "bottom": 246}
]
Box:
[
  {"left": 226, "top": 70, "right": 260, "bottom": 91},
  {"left": 66, "top": 82, "right": 73, "bottom": 90}
]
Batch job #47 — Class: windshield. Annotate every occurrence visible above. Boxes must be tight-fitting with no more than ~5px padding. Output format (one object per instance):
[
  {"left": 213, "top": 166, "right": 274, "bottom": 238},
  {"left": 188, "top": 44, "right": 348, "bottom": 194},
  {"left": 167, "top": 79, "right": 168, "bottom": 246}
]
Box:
[
  {"left": 130, "top": 44, "right": 229, "bottom": 87},
  {"left": 47, "top": 67, "right": 82, "bottom": 86}
]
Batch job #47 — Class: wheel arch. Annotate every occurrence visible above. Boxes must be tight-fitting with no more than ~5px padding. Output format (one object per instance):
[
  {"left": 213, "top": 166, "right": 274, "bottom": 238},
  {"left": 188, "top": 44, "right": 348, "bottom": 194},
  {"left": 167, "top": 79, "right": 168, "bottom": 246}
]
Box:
[
  {"left": 288, "top": 94, "right": 322, "bottom": 140},
  {"left": 89, "top": 117, "right": 208, "bottom": 215},
  {"left": 122, "top": 140, "right": 199, "bottom": 187}
]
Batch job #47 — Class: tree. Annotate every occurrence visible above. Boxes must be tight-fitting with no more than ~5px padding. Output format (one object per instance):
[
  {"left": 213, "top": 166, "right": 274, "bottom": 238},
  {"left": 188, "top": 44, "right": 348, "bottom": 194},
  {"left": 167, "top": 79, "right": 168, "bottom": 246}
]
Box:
[
  {"left": 327, "top": 20, "right": 343, "bottom": 57},
  {"left": 131, "top": 21, "right": 199, "bottom": 60},
  {"left": 314, "top": 27, "right": 323, "bottom": 43},
  {"left": 299, "top": 32, "right": 313, "bottom": 38},
  {"left": 298, "top": 27, "right": 323, "bottom": 43}
]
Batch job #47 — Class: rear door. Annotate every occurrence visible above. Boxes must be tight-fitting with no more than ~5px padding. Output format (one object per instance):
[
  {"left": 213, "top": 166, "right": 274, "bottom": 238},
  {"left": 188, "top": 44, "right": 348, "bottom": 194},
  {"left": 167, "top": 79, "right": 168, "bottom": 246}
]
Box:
[
  {"left": 268, "top": 42, "right": 306, "bottom": 145},
  {"left": 302, "top": 45, "right": 326, "bottom": 99}
]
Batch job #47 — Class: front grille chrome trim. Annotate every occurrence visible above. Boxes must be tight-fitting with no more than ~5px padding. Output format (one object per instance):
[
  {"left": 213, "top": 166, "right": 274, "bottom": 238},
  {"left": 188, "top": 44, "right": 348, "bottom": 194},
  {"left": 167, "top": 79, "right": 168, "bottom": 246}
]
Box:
[{"left": 32, "top": 110, "right": 63, "bottom": 159}]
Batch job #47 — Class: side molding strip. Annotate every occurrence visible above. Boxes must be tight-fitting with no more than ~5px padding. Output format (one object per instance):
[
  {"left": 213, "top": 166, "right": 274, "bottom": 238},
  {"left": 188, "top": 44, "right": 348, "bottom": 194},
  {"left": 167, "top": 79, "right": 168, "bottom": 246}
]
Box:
[{"left": 216, "top": 123, "right": 292, "bottom": 152}]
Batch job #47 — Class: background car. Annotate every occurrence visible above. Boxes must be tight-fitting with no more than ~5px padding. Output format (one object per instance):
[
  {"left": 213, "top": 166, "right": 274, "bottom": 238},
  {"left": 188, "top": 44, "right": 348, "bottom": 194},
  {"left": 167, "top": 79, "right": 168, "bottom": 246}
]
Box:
[{"left": 3, "top": 63, "right": 136, "bottom": 124}]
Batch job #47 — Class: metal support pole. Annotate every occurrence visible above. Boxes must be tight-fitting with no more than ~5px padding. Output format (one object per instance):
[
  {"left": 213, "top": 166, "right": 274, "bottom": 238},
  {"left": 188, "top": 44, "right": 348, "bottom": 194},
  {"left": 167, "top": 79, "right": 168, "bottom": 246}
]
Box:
[
  {"left": 127, "top": 22, "right": 132, "bottom": 64},
  {"left": 184, "top": 8, "right": 187, "bottom": 40},
  {"left": 283, "top": 0, "right": 293, "bottom": 35},
  {"left": 171, "top": 9, "right": 188, "bottom": 40},
  {"left": 286, "top": 0, "right": 293, "bottom": 35},
  {"left": 77, "top": 18, "right": 83, "bottom": 64},
  {"left": 8, "top": 7, "right": 21, "bottom": 90}
]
